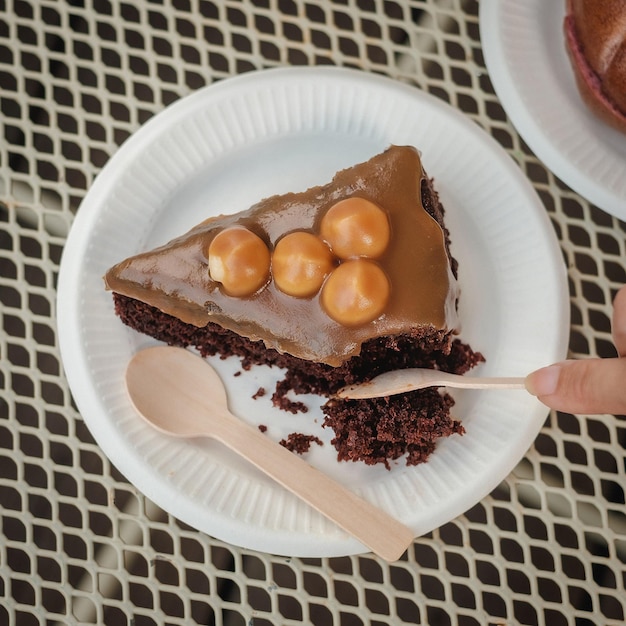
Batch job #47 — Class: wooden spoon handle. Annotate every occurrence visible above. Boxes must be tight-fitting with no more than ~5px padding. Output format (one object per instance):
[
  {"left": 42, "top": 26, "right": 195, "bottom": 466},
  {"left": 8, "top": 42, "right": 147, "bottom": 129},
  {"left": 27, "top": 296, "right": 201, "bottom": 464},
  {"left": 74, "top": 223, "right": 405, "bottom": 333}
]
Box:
[
  {"left": 339, "top": 369, "right": 527, "bottom": 399},
  {"left": 204, "top": 402, "right": 414, "bottom": 562}
]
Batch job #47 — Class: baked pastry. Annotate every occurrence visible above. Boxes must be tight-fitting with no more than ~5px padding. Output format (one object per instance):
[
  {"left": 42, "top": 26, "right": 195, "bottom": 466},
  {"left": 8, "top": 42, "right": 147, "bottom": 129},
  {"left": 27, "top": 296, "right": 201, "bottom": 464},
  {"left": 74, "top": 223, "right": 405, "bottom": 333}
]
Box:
[
  {"left": 564, "top": 0, "right": 626, "bottom": 133},
  {"left": 105, "top": 145, "right": 483, "bottom": 467}
]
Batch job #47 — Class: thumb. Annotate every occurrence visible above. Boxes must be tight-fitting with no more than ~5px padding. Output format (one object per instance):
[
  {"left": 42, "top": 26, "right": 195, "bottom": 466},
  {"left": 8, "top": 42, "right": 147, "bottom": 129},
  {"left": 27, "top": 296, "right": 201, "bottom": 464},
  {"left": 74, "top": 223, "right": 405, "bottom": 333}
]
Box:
[{"left": 525, "top": 358, "right": 626, "bottom": 415}]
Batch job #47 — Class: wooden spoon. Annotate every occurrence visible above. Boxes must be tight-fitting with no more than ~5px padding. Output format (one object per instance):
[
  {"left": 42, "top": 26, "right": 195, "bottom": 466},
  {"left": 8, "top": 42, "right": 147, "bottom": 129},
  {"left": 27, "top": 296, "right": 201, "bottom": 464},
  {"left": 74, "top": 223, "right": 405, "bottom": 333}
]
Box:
[
  {"left": 337, "top": 368, "right": 527, "bottom": 400},
  {"left": 125, "top": 346, "right": 414, "bottom": 562}
]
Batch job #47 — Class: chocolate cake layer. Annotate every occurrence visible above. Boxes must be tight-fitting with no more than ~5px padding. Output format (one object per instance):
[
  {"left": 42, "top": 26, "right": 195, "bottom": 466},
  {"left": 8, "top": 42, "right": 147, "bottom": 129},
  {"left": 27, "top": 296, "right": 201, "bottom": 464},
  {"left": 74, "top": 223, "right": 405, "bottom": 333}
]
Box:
[{"left": 113, "top": 292, "right": 484, "bottom": 466}]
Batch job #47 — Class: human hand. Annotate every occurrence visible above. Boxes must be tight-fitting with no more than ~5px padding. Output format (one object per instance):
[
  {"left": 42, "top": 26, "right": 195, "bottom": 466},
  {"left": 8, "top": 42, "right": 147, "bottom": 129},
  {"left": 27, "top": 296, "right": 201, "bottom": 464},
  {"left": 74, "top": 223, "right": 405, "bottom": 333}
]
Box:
[{"left": 525, "top": 285, "right": 626, "bottom": 414}]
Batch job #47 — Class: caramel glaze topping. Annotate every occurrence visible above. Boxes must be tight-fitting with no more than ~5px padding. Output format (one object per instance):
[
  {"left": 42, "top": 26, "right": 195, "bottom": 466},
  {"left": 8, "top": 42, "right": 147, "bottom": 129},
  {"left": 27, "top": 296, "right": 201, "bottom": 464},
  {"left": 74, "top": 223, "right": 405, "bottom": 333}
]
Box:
[{"left": 104, "top": 145, "right": 460, "bottom": 366}]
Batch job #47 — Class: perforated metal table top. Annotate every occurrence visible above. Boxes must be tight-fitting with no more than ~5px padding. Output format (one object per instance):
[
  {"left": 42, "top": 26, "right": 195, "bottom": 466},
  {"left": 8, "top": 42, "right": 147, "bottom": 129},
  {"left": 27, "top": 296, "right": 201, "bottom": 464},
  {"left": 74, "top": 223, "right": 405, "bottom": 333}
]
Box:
[{"left": 2, "top": 1, "right": 626, "bottom": 624}]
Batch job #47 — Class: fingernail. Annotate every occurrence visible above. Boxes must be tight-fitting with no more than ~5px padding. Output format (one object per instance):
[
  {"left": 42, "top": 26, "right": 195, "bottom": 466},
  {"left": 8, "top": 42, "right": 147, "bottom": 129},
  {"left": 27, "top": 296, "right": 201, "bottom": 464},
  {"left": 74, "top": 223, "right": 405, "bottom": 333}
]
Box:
[{"left": 525, "top": 365, "right": 561, "bottom": 397}]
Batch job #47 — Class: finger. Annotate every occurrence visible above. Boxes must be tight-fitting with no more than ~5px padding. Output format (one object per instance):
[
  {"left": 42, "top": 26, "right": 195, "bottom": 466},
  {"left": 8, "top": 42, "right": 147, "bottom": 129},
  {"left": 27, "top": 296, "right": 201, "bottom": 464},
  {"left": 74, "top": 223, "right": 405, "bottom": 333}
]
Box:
[
  {"left": 612, "top": 285, "right": 626, "bottom": 357},
  {"left": 525, "top": 358, "right": 626, "bottom": 415}
]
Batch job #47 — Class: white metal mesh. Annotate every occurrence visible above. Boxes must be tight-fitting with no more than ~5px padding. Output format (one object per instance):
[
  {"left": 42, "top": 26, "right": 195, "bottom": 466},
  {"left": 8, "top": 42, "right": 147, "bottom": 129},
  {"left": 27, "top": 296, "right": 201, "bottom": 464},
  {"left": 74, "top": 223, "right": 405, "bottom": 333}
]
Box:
[{"left": 2, "top": 0, "right": 626, "bottom": 624}]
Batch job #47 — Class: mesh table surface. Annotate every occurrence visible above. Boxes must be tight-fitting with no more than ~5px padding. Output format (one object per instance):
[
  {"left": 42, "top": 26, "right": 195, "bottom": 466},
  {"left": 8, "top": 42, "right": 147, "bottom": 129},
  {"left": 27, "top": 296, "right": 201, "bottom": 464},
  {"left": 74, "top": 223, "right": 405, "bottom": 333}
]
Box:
[{"left": 2, "top": 1, "right": 626, "bottom": 624}]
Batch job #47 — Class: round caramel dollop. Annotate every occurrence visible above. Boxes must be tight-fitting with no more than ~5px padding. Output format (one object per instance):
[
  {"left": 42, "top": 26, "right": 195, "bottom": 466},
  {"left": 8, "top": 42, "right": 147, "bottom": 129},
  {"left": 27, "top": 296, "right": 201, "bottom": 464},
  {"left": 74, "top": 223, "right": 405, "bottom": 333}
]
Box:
[
  {"left": 320, "top": 197, "right": 391, "bottom": 259},
  {"left": 272, "top": 231, "right": 335, "bottom": 298},
  {"left": 207, "top": 226, "right": 270, "bottom": 297},
  {"left": 321, "top": 259, "right": 390, "bottom": 326}
]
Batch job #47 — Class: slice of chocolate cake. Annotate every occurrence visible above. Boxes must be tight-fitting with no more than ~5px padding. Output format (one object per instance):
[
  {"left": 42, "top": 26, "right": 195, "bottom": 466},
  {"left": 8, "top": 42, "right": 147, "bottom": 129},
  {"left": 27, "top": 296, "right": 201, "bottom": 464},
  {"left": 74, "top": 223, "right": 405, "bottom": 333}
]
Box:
[{"left": 105, "top": 145, "right": 483, "bottom": 467}]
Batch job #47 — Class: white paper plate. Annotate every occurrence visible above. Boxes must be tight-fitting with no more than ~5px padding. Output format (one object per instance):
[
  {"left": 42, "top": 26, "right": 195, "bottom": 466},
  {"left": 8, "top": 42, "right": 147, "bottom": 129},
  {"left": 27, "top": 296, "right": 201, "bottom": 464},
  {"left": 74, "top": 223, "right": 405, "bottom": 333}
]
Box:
[
  {"left": 57, "top": 67, "right": 568, "bottom": 558},
  {"left": 480, "top": 0, "right": 626, "bottom": 219}
]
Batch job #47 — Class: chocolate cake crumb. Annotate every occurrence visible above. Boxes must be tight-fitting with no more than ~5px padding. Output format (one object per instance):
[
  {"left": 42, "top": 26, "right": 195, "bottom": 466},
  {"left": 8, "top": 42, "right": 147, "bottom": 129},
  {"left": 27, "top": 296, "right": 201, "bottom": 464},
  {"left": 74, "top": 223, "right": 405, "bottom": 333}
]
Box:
[
  {"left": 271, "top": 384, "right": 308, "bottom": 414},
  {"left": 280, "top": 433, "right": 323, "bottom": 454},
  {"left": 258, "top": 424, "right": 267, "bottom": 433},
  {"left": 252, "top": 387, "right": 266, "bottom": 399}
]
